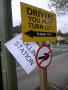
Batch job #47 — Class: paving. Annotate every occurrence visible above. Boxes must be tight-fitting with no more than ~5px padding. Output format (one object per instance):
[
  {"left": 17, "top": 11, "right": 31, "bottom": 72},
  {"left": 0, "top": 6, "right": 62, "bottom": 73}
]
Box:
[
  {"left": 48, "top": 52, "right": 68, "bottom": 90},
  {"left": 17, "top": 52, "right": 68, "bottom": 90}
]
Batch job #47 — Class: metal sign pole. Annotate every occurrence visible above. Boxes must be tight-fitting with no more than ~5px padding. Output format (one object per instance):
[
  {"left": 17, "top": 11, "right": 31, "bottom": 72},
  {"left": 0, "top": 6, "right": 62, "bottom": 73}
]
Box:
[
  {"left": 0, "top": 0, "right": 18, "bottom": 90},
  {"left": 0, "top": 51, "right": 3, "bottom": 90}
]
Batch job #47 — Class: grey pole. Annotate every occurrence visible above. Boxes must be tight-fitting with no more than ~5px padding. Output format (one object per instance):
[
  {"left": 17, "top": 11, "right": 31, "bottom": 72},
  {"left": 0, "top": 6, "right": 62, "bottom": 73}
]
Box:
[{"left": 0, "top": 0, "right": 18, "bottom": 90}]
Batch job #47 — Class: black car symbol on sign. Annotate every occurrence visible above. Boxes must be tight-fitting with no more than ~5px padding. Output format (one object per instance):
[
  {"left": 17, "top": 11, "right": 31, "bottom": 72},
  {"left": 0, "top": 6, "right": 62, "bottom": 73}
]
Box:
[{"left": 38, "top": 53, "right": 50, "bottom": 61}]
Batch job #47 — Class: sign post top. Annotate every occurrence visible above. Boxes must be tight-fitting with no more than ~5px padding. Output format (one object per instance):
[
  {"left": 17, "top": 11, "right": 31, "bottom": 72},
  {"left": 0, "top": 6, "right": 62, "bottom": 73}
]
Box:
[{"left": 20, "top": 2, "right": 57, "bottom": 42}]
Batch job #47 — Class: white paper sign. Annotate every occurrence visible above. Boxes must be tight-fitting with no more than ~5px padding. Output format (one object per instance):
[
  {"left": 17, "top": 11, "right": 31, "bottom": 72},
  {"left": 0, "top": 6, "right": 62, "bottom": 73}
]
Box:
[{"left": 5, "top": 33, "right": 39, "bottom": 74}]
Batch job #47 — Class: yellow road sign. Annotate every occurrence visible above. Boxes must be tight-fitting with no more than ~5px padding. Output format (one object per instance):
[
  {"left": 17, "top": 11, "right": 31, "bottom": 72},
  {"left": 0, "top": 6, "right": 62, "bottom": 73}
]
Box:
[{"left": 20, "top": 2, "right": 57, "bottom": 42}]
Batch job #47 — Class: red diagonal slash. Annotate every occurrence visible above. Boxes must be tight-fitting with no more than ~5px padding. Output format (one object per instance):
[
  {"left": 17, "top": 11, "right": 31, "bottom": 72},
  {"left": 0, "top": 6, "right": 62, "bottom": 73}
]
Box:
[{"left": 39, "top": 50, "right": 51, "bottom": 65}]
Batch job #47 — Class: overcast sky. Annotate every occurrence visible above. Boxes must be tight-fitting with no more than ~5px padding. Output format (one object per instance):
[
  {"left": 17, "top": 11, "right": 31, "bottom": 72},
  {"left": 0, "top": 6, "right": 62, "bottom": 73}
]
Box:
[{"left": 11, "top": 0, "right": 68, "bottom": 33}]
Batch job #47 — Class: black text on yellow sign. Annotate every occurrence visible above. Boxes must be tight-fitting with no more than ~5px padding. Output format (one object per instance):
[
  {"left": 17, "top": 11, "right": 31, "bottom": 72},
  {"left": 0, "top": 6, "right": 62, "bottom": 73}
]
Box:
[{"left": 20, "top": 2, "right": 57, "bottom": 42}]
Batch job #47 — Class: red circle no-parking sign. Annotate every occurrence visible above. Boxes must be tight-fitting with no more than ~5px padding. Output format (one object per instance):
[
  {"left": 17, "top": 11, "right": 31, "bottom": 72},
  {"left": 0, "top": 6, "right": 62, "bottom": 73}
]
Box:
[{"left": 35, "top": 45, "right": 52, "bottom": 69}]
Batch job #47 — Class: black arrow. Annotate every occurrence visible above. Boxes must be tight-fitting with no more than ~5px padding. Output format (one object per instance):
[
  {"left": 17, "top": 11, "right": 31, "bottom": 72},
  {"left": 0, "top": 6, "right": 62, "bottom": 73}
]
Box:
[
  {"left": 39, "top": 53, "right": 50, "bottom": 60},
  {"left": 25, "top": 30, "right": 56, "bottom": 38}
]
